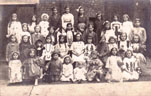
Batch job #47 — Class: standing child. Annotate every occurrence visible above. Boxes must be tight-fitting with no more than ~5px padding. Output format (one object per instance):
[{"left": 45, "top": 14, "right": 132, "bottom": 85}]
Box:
[
  {"left": 61, "top": 55, "right": 73, "bottom": 82},
  {"left": 7, "top": 13, "right": 22, "bottom": 43},
  {"left": 73, "top": 61, "right": 87, "bottom": 83},
  {"left": 6, "top": 35, "right": 19, "bottom": 62},
  {"left": 122, "top": 14, "right": 133, "bottom": 40},
  {"left": 87, "top": 51, "right": 104, "bottom": 82},
  {"left": 21, "top": 23, "right": 31, "bottom": 43},
  {"left": 122, "top": 50, "right": 140, "bottom": 81},
  {"left": 23, "top": 49, "right": 43, "bottom": 85},
  {"left": 46, "top": 50, "right": 63, "bottom": 82},
  {"left": 105, "top": 47, "right": 123, "bottom": 82},
  {"left": 111, "top": 15, "right": 122, "bottom": 32},
  {"left": 28, "top": 15, "right": 37, "bottom": 34},
  {"left": 131, "top": 18, "right": 147, "bottom": 45},
  {"left": 39, "top": 13, "right": 49, "bottom": 37},
  {"left": 19, "top": 35, "right": 33, "bottom": 62},
  {"left": 8, "top": 52, "right": 22, "bottom": 83}
]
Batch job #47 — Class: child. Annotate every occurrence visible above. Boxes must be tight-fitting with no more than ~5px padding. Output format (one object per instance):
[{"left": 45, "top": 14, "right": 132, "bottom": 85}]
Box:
[
  {"left": 6, "top": 35, "right": 19, "bottom": 62},
  {"left": 55, "top": 35, "right": 69, "bottom": 60},
  {"left": 28, "top": 15, "right": 37, "bottom": 34},
  {"left": 122, "top": 50, "right": 140, "bottom": 81},
  {"left": 71, "top": 33, "right": 85, "bottom": 62},
  {"left": 66, "top": 23, "right": 75, "bottom": 46},
  {"left": 87, "top": 51, "right": 104, "bottom": 82},
  {"left": 31, "top": 25, "right": 45, "bottom": 45},
  {"left": 61, "top": 6, "right": 74, "bottom": 31},
  {"left": 46, "top": 50, "right": 63, "bottom": 82},
  {"left": 73, "top": 61, "right": 87, "bottom": 83},
  {"left": 19, "top": 35, "right": 33, "bottom": 62},
  {"left": 108, "top": 37, "right": 118, "bottom": 51},
  {"left": 39, "top": 13, "right": 49, "bottom": 37},
  {"left": 35, "top": 40, "right": 45, "bottom": 57},
  {"left": 21, "top": 23, "right": 31, "bottom": 43},
  {"left": 122, "top": 14, "right": 133, "bottom": 40},
  {"left": 101, "top": 21, "right": 116, "bottom": 43},
  {"left": 118, "top": 32, "right": 131, "bottom": 51},
  {"left": 111, "top": 15, "right": 122, "bottom": 32},
  {"left": 131, "top": 18, "right": 147, "bottom": 44},
  {"left": 61, "top": 55, "right": 74, "bottom": 82},
  {"left": 83, "top": 24, "right": 98, "bottom": 45},
  {"left": 23, "top": 49, "right": 43, "bottom": 85},
  {"left": 105, "top": 47, "right": 123, "bottom": 82},
  {"left": 84, "top": 36, "right": 96, "bottom": 57},
  {"left": 41, "top": 36, "right": 54, "bottom": 64},
  {"left": 8, "top": 52, "right": 22, "bottom": 83},
  {"left": 7, "top": 13, "right": 22, "bottom": 43},
  {"left": 47, "top": 27, "right": 56, "bottom": 45}
]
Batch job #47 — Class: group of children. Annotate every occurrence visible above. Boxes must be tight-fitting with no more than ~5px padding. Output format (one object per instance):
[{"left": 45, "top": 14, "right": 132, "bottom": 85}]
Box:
[{"left": 6, "top": 6, "right": 147, "bottom": 85}]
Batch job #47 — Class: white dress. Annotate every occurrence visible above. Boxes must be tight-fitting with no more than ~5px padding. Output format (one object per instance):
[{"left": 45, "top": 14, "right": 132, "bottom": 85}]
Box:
[
  {"left": 66, "top": 30, "right": 74, "bottom": 45},
  {"left": 111, "top": 21, "right": 122, "bottom": 32},
  {"left": 9, "top": 60, "right": 22, "bottom": 83},
  {"left": 108, "top": 43, "right": 118, "bottom": 51},
  {"left": 61, "top": 13, "right": 74, "bottom": 30},
  {"left": 103, "top": 29, "right": 116, "bottom": 43},
  {"left": 39, "top": 21, "right": 49, "bottom": 37},
  {"left": 74, "top": 67, "right": 87, "bottom": 81},
  {"left": 122, "top": 21, "right": 133, "bottom": 40},
  {"left": 61, "top": 64, "right": 73, "bottom": 81},
  {"left": 71, "top": 41, "right": 85, "bottom": 62},
  {"left": 122, "top": 56, "right": 139, "bottom": 80},
  {"left": 28, "top": 22, "right": 36, "bottom": 34},
  {"left": 41, "top": 44, "right": 54, "bottom": 61},
  {"left": 105, "top": 56, "right": 123, "bottom": 81},
  {"left": 118, "top": 40, "right": 130, "bottom": 51},
  {"left": 7, "top": 21, "right": 22, "bottom": 43},
  {"left": 84, "top": 44, "right": 96, "bottom": 56}
]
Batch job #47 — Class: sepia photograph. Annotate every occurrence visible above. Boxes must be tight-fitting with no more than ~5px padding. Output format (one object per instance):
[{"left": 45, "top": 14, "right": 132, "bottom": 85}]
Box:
[{"left": 0, "top": 0, "right": 151, "bottom": 96}]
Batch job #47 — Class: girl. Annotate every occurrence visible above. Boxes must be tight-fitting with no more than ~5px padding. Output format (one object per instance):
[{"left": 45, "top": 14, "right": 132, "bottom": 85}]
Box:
[
  {"left": 41, "top": 36, "right": 54, "bottom": 64},
  {"left": 8, "top": 52, "right": 22, "bottom": 83},
  {"left": 94, "top": 13, "right": 103, "bottom": 40},
  {"left": 47, "top": 27, "right": 56, "bottom": 45},
  {"left": 122, "top": 14, "right": 133, "bottom": 40},
  {"left": 7, "top": 13, "right": 22, "bottom": 43},
  {"left": 61, "top": 6, "right": 74, "bottom": 31},
  {"left": 28, "top": 15, "right": 37, "bottom": 34},
  {"left": 111, "top": 15, "right": 122, "bottom": 32},
  {"left": 122, "top": 50, "right": 140, "bottom": 81},
  {"left": 31, "top": 25, "right": 45, "bottom": 45},
  {"left": 84, "top": 36, "right": 96, "bottom": 57},
  {"left": 83, "top": 24, "right": 98, "bottom": 45},
  {"left": 35, "top": 40, "right": 45, "bottom": 57},
  {"left": 61, "top": 55, "right": 74, "bottom": 82},
  {"left": 55, "top": 35, "right": 69, "bottom": 61},
  {"left": 87, "top": 51, "right": 104, "bottom": 82},
  {"left": 71, "top": 33, "right": 85, "bottom": 62},
  {"left": 19, "top": 35, "right": 33, "bottom": 62},
  {"left": 118, "top": 32, "right": 131, "bottom": 51},
  {"left": 6, "top": 35, "right": 19, "bottom": 62},
  {"left": 105, "top": 47, "right": 123, "bottom": 82},
  {"left": 101, "top": 21, "right": 116, "bottom": 43},
  {"left": 76, "top": 6, "right": 88, "bottom": 31},
  {"left": 39, "top": 13, "right": 49, "bottom": 37},
  {"left": 46, "top": 50, "right": 63, "bottom": 82},
  {"left": 49, "top": 7, "right": 61, "bottom": 32},
  {"left": 108, "top": 37, "right": 118, "bottom": 51},
  {"left": 73, "top": 61, "right": 87, "bottom": 83},
  {"left": 131, "top": 18, "right": 147, "bottom": 44},
  {"left": 23, "top": 49, "right": 43, "bottom": 85},
  {"left": 66, "top": 23, "right": 75, "bottom": 46},
  {"left": 21, "top": 23, "right": 31, "bottom": 43}
]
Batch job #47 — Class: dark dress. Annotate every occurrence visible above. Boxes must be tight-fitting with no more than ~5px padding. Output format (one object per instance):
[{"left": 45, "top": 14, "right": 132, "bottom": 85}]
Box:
[
  {"left": 94, "top": 19, "right": 103, "bottom": 40},
  {"left": 49, "top": 14, "right": 61, "bottom": 30}
]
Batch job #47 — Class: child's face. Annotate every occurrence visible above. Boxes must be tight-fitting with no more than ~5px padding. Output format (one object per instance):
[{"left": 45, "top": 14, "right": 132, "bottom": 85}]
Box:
[
  {"left": 88, "top": 26, "right": 94, "bottom": 32},
  {"left": 53, "top": 8, "right": 58, "bottom": 14},
  {"left": 123, "top": 15, "right": 128, "bottom": 21},
  {"left": 11, "top": 36, "right": 16, "bottom": 42},
  {"left": 79, "top": 8, "right": 84, "bottom": 14},
  {"left": 46, "top": 37, "right": 52, "bottom": 43},
  {"left": 78, "top": 63, "right": 83, "bottom": 69},
  {"left": 37, "top": 42, "right": 43, "bottom": 47},
  {"left": 29, "top": 50, "right": 35, "bottom": 57},
  {"left": 60, "top": 37, "right": 65, "bottom": 43},
  {"left": 49, "top": 27, "right": 54, "bottom": 34},
  {"left": 105, "top": 23, "right": 110, "bottom": 29},
  {"left": 23, "top": 25, "right": 28, "bottom": 31},
  {"left": 135, "top": 21, "right": 141, "bottom": 27},
  {"left": 12, "top": 14, "right": 17, "bottom": 21},
  {"left": 65, "top": 7, "right": 70, "bottom": 13},
  {"left": 53, "top": 54, "right": 59, "bottom": 60},
  {"left": 97, "top": 14, "right": 102, "bottom": 20},
  {"left": 87, "top": 38, "right": 93, "bottom": 44},
  {"left": 23, "top": 36, "right": 29, "bottom": 43},
  {"left": 91, "top": 53, "right": 97, "bottom": 59},
  {"left": 35, "top": 26, "right": 41, "bottom": 33},
  {"left": 67, "top": 25, "right": 72, "bottom": 30},
  {"left": 76, "top": 35, "right": 81, "bottom": 41},
  {"left": 32, "top": 15, "right": 36, "bottom": 22},
  {"left": 109, "top": 38, "right": 115, "bottom": 44},
  {"left": 111, "top": 48, "right": 117, "bottom": 55},
  {"left": 13, "top": 53, "right": 19, "bottom": 60},
  {"left": 43, "top": 15, "right": 48, "bottom": 21},
  {"left": 126, "top": 51, "right": 132, "bottom": 58},
  {"left": 133, "top": 35, "right": 139, "bottom": 43},
  {"left": 120, "top": 33, "right": 127, "bottom": 41},
  {"left": 113, "top": 16, "right": 118, "bottom": 21},
  {"left": 65, "top": 57, "right": 70, "bottom": 64}
]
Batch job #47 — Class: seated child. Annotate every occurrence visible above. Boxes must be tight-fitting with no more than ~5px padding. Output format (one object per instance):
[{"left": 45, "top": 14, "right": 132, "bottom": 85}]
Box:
[{"left": 108, "top": 36, "right": 118, "bottom": 51}]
